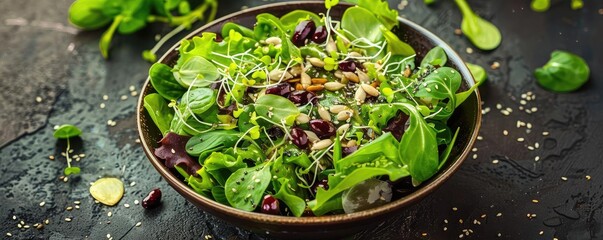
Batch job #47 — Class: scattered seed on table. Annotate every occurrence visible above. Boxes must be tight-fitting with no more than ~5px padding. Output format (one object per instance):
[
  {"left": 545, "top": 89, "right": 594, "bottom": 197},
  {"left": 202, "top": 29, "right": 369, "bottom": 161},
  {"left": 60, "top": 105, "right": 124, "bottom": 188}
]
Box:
[
  {"left": 586, "top": 175, "right": 592, "bottom": 180},
  {"left": 130, "top": 182, "right": 136, "bottom": 187},
  {"left": 12, "top": 215, "right": 16, "bottom": 220},
  {"left": 124, "top": 204, "right": 130, "bottom": 208},
  {"left": 466, "top": 47, "right": 473, "bottom": 54},
  {"left": 532, "top": 199, "right": 539, "bottom": 203},
  {"left": 35, "top": 96, "right": 43, "bottom": 103},
  {"left": 134, "top": 200, "right": 139, "bottom": 205},
  {"left": 477, "top": 135, "right": 483, "bottom": 140},
  {"left": 66, "top": 206, "right": 73, "bottom": 211},
  {"left": 44, "top": 219, "right": 49, "bottom": 225},
  {"left": 472, "top": 154, "right": 478, "bottom": 159},
  {"left": 492, "top": 160, "right": 499, "bottom": 164},
  {"left": 496, "top": 213, "right": 502, "bottom": 217},
  {"left": 528, "top": 146, "right": 535, "bottom": 151},
  {"left": 542, "top": 131, "right": 549, "bottom": 136},
  {"left": 136, "top": 222, "right": 142, "bottom": 227},
  {"left": 120, "top": 95, "right": 128, "bottom": 100},
  {"left": 65, "top": 218, "right": 72, "bottom": 222},
  {"left": 129, "top": 85, "right": 136, "bottom": 91},
  {"left": 561, "top": 177, "right": 568, "bottom": 181},
  {"left": 503, "top": 130, "right": 508, "bottom": 136},
  {"left": 539, "top": 231, "right": 544, "bottom": 235},
  {"left": 496, "top": 104, "right": 502, "bottom": 109},
  {"left": 490, "top": 62, "right": 500, "bottom": 70},
  {"left": 75, "top": 205, "right": 80, "bottom": 209},
  {"left": 39, "top": 201, "right": 45, "bottom": 207},
  {"left": 107, "top": 212, "right": 112, "bottom": 217},
  {"left": 6, "top": 232, "right": 12, "bottom": 237},
  {"left": 453, "top": 207, "right": 458, "bottom": 211},
  {"left": 517, "top": 138, "right": 525, "bottom": 142},
  {"left": 100, "top": 103, "right": 106, "bottom": 109},
  {"left": 535, "top": 156, "right": 540, "bottom": 161}
]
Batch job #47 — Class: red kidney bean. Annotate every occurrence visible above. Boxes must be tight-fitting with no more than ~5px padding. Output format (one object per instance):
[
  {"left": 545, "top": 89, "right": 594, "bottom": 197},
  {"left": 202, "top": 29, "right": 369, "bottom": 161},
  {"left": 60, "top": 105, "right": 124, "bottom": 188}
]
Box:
[
  {"left": 142, "top": 188, "right": 162, "bottom": 209},
  {"left": 309, "top": 119, "right": 336, "bottom": 138},
  {"left": 288, "top": 90, "right": 317, "bottom": 105},
  {"left": 261, "top": 195, "right": 280, "bottom": 215},
  {"left": 311, "top": 26, "right": 328, "bottom": 44},
  {"left": 290, "top": 127, "right": 309, "bottom": 149},
  {"left": 292, "top": 20, "right": 316, "bottom": 47},
  {"left": 338, "top": 61, "right": 357, "bottom": 72},
  {"left": 265, "top": 83, "right": 292, "bottom": 96}
]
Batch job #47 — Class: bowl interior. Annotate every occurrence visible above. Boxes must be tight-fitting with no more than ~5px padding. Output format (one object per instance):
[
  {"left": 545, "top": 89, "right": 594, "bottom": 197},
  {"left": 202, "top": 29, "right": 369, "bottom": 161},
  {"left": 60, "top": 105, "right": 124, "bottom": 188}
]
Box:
[{"left": 137, "top": 0, "right": 481, "bottom": 232}]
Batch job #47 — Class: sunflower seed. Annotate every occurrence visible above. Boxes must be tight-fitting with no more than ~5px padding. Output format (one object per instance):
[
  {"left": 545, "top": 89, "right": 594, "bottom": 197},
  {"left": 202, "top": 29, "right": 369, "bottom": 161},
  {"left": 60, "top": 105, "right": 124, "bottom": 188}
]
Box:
[
  {"left": 334, "top": 70, "right": 343, "bottom": 79},
  {"left": 304, "top": 130, "right": 320, "bottom": 143},
  {"left": 324, "top": 82, "right": 346, "bottom": 91},
  {"left": 289, "top": 65, "right": 303, "bottom": 76},
  {"left": 311, "top": 139, "right": 333, "bottom": 151},
  {"left": 329, "top": 105, "right": 348, "bottom": 114},
  {"left": 355, "top": 87, "right": 366, "bottom": 104},
  {"left": 296, "top": 113, "right": 310, "bottom": 124},
  {"left": 356, "top": 70, "right": 370, "bottom": 83},
  {"left": 311, "top": 78, "right": 328, "bottom": 84},
  {"left": 318, "top": 107, "right": 331, "bottom": 121},
  {"left": 343, "top": 71, "right": 359, "bottom": 83},
  {"left": 337, "top": 110, "right": 353, "bottom": 121},
  {"left": 301, "top": 72, "right": 311, "bottom": 87},
  {"left": 346, "top": 139, "right": 357, "bottom": 147},
  {"left": 308, "top": 57, "right": 325, "bottom": 68},
  {"left": 269, "top": 69, "right": 293, "bottom": 81},
  {"left": 326, "top": 38, "right": 337, "bottom": 53},
  {"left": 337, "top": 124, "right": 350, "bottom": 134},
  {"left": 348, "top": 51, "right": 362, "bottom": 58},
  {"left": 306, "top": 85, "right": 324, "bottom": 92},
  {"left": 361, "top": 84, "right": 380, "bottom": 96}
]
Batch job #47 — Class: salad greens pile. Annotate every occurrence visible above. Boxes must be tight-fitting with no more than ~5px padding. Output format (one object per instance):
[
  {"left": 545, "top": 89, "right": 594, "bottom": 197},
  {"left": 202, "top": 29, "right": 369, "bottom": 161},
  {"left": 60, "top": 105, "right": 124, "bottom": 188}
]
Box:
[
  {"left": 144, "top": 0, "right": 479, "bottom": 216},
  {"left": 68, "top": 0, "right": 218, "bottom": 60}
]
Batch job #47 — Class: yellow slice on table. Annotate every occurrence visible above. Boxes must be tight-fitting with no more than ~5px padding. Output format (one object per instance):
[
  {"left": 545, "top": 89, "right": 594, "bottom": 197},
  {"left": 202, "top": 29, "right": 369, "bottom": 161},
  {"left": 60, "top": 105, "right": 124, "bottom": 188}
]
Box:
[{"left": 89, "top": 177, "right": 124, "bottom": 206}]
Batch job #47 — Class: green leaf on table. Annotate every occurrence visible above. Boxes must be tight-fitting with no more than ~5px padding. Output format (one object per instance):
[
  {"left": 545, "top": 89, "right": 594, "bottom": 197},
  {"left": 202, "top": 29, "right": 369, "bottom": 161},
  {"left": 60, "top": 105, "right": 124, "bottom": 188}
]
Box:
[
  {"left": 53, "top": 124, "right": 82, "bottom": 139},
  {"left": 535, "top": 50, "right": 590, "bottom": 92},
  {"left": 530, "top": 0, "right": 550, "bottom": 12},
  {"left": 225, "top": 163, "right": 272, "bottom": 211},
  {"left": 454, "top": 0, "right": 501, "bottom": 50},
  {"left": 465, "top": 62, "right": 487, "bottom": 84},
  {"left": 64, "top": 166, "right": 81, "bottom": 176}
]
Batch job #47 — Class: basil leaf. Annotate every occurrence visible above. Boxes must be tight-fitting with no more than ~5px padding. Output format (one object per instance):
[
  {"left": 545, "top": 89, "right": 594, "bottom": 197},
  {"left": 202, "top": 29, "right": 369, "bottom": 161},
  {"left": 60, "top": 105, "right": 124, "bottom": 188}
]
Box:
[
  {"left": 225, "top": 163, "right": 272, "bottom": 211},
  {"left": 254, "top": 95, "right": 300, "bottom": 126},
  {"left": 149, "top": 62, "right": 186, "bottom": 101},
  {"left": 535, "top": 50, "right": 590, "bottom": 92},
  {"left": 143, "top": 93, "right": 174, "bottom": 136}
]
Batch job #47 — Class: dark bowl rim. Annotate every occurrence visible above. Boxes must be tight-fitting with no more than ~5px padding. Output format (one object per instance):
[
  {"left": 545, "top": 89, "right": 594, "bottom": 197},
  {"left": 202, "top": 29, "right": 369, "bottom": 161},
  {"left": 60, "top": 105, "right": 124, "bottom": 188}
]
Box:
[{"left": 136, "top": 1, "right": 482, "bottom": 225}]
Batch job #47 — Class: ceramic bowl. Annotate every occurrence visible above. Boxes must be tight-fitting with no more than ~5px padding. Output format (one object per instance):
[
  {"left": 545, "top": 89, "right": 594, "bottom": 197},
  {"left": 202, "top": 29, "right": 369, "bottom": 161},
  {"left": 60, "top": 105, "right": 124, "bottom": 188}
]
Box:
[{"left": 137, "top": 1, "right": 482, "bottom": 238}]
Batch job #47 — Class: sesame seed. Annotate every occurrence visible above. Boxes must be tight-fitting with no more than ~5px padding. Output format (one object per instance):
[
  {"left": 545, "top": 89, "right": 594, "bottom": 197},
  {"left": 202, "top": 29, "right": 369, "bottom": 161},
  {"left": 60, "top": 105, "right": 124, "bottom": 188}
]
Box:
[
  {"left": 12, "top": 216, "right": 16, "bottom": 220},
  {"left": 120, "top": 95, "right": 128, "bottom": 100},
  {"left": 496, "top": 212, "right": 502, "bottom": 217},
  {"left": 534, "top": 142, "right": 540, "bottom": 149},
  {"left": 466, "top": 47, "right": 473, "bottom": 54},
  {"left": 539, "top": 231, "right": 544, "bottom": 235},
  {"left": 103, "top": 95, "right": 109, "bottom": 100},
  {"left": 519, "top": 100, "right": 527, "bottom": 105},
  {"left": 421, "top": 233, "right": 428, "bottom": 236},
  {"left": 107, "top": 212, "right": 112, "bottom": 217},
  {"left": 554, "top": 238, "right": 559, "bottom": 240},
  {"left": 444, "top": 219, "right": 449, "bottom": 223},
  {"left": 75, "top": 205, "right": 80, "bottom": 209},
  {"left": 496, "top": 104, "right": 502, "bottom": 109},
  {"left": 490, "top": 62, "right": 500, "bottom": 70},
  {"left": 492, "top": 160, "right": 499, "bottom": 164},
  {"left": 586, "top": 175, "right": 591, "bottom": 180},
  {"left": 452, "top": 207, "right": 458, "bottom": 211},
  {"left": 561, "top": 177, "right": 568, "bottom": 181},
  {"left": 36, "top": 96, "right": 43, "bottom": 103},
  {"left": 129, "top": 85, "right": 136, "bottom": 91},
  {"left": 503, "top": 130, "right": 508, "bottom": 136},
  {"left": 501, "top": 110, "right": 510, "bottom": 115},
  {"left": 124, "top": 204, "right": 130, "bottom": 208},
  {"left": 39, "top": 201, "right": 46, "bottom": 207},
  {"left": 528, "top": 146, "right": 535, "bottom": 150},
  {"left": 136, "top": 222, "right": 142, "bottom": 227},
  {"left": 66, "top": 206, "right": 73, "bottom": 211},
  {"left": 535, "top": 156, "right": 540, "bottom": 161},
  {"left": 6, "top": 232, "right": 12, "bottom": 237},
  {"left": 107, "top": 234, "right": 111, "bottom": 238},
  {"left": 477, "top": 136, "right": 483, "bottom": 140},
  {"left": 459, "top": 219, "right": 463, "bottom": 224},
  {"left": 517, "top": 138, "right": 525, "bottom": 142},
  {"left": 472, "top": 148, "right": 478, "bottom": 152},
  {"left": 472, "top": 154, "right": 478, "bottom": 159},
  {"left": 527, "top": 123, "right": 532, "bottom": 129},
  {"left": 531, "top": 107, "right": 538, "bottom": 112},
  {"left": 65, "top": 218, "right": 72, "bottom": 222},
  {"left": 23, "top": 225, "right": 30, "bottom": 229},
  {"left": 542, "top": 131, "right": 549, "bottom": 136},
  {"left": 17, "top": 224, "right": 22, "bottom": 228},
  {"left": 532, "top": 199, "right": 539, "bottom": 203},
  {"left": 481, "top": 214, "right": 487, "bottom": 218},
  {"left": 131, "top": 91, "right": 138, "bottom": 97},
  {"left": 134, "top": 200, "right": 140, "bottom": 205},
  {"left": 100, "top": 103, "right": 106, "bottom": 109},
  {"left": 498, "top": 233, "right": 502, "bottom": 237},
  {"left": 130, "top": 182, "right": 136, "bottom": 187},
  {"left": 63, "top": 177, "right": 69, "bottom": 182},
  {"left": 44, "top": 219, "right": 49, "bottom": 225},
  {"left": 444, "top": 227, "right": 448, "bottom": 231},
  {"left": 74, "top": 201, "right": 81, "bottom": 205}
]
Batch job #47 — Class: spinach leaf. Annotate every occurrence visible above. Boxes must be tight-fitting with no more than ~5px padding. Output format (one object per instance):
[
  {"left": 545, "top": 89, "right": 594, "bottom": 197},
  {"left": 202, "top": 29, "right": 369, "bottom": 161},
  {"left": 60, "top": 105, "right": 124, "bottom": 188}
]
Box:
[
  {"left": 313, "top": 166, "right": 409, "bottom": 211},
  {"left": 283, "top": 145, "right": 312, "bottom": 169},
  {"left": 454, "top": 0, "right": 501, "bottom": 50},
  {"left": 280, "top": 10, "right": 322, "bottom": 31},
  {"left": 397, "top": 103, "right": 439, "bottom": 184},
  {"left": 143, "top": 94, "right": 174, "bottom": 136},
  {"left": 181, "top": 88, "right": 216, "bottom": 115},
  {"left": 149, "top": 63, "right": 186, "bottom": 101},
  {"left": 254, "top": 95, "right": 300, "bottom": 126},
  {"left": 455, "top": 64, "right": 485, "bottom": 108},
  {"left": 415, "top": 67, "right": 462, "bottom": 119},
  {"left": 186, "top": 130, "right": 241, "bottom": 159},
  {"left": 99, "top": 15, "right": 123, "bottom": 59},
  {"left": 361, "top": 104, "right": 403, "bottom": 130},
  {"left": 53, "top": 124, "right": 82, "bottom": 139},
  {"left": 438, "top": 127, "right": 459, "bottom": 169},
  {"left": 224, "top": 163, "right": 272, "bottom": 211},
  {"left": 187, "top": 167, "right": 214, "bottom": 195},
  {"left": 335, "top": 132, "right": 402, "bottom": 173},
  {"left": 211, "top": 186, "right": 229, "bottom": 205},
  {"left": 341, "top": 7, "right": 383, "bottom": 43},
  {"left": 173, "top": 56, "right": 219, "bottom": 88},
  {"left": 274, "top": 178, "right": 306, "bottom": 217},
  {"left": 307, "top": 195, "right": 343, "bottom": 216},
  {"left": 421, "top": 46, "right": 447, "bottom": 67},
  {"left": 535, "top": 50, "right": 590, "bottom": 92},
  {"left": 203, "top": 152, "right": 246, "bottom": 186},
  {"left": 254, "top": 13, "right": 301, "bottom": 61},
  {"left": 381, "top": 26, "right": 415, "bottom": 57}
]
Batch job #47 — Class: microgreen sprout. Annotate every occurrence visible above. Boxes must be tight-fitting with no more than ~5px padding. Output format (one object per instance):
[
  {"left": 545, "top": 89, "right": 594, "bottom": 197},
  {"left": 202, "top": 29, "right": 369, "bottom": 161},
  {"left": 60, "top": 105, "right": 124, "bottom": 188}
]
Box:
[{"left": 53, "top": 124, "right": 82, "bottom": 176}]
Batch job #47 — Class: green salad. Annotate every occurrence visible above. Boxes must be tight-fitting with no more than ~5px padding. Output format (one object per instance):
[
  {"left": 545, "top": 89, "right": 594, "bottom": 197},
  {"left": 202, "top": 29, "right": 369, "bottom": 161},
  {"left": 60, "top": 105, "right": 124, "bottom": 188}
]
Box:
[{"left": 144, "top": 0, "right": 478, "bottom": 216}]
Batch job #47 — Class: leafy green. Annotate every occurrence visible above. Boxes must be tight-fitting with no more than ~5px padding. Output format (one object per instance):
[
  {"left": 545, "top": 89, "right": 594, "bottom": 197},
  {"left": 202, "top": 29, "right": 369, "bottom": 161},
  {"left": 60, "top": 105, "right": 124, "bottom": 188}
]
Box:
[
  {"left": 254, "top": 13, "right": 301, "bottom": 61},
  {"left": 535, "top": 50, "right": 590, "bottom": 92},
  {"left": 68, "top": 0, "right": 114, "bottom": 29},
  {"left": 274, "top": 178, "right": 306, "bottom": 217},
  {"left": 381, "top": 25, "right": 415, "bottom": 57},
  {"left": 181, "top": 88, "right": 216, "bottom": 115},
  {"left": 53, "top": 125, "right": 82, "bottom": 139},
  {"left": 341, "top": 7, "right": 383, "bottom": 43},
  {"left": 454, "top": 0, "right": 501, "bottom": 50},
  {"left": 64, "top": 167, "right": 81, "bottom": 176},
  {"left": 280, "top": 10, "right": 322, "bottom": 31},
  {"left": 224, "top": 163, "right": 272, "bottom": 211},
  {"left": 186, "top": 130, "right": 241, "bottom": 159},
  {"left": 352, "top": 0, "right": 399, "bottom": 30},
  {"left": 254, "top": 95, "right": 300, "bottom": 126},
  {"left": 173, "top": 56, "right": 219, "bottom": 88},
  {"left": 397, "top": 103, "right": 439, "bottom": 184},
  {"left": 415, "top": 67, "right": 462, "bottom": 120},
  {"left": 221, "top": 22, "right": 255, "bottom": 39},
  {"left": 466, "top": 62, "right": 487, "bottom": 84},
  {"left": 421, "top": 46, "right": 447, "bottom": 67},
  {"left": 203, "top": 152, "right": 246, "bottom": 186},
  {"left": 149, "top": 63, "right": 186, "bottom": 101},
  {"left": 144, "top": 93, "right": 174, "bottom": 136}
]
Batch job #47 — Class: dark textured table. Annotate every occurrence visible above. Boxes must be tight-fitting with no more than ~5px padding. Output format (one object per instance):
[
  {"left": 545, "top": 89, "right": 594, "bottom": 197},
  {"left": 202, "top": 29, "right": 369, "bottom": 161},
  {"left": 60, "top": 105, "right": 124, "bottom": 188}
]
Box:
[{"left": 1, "top": 0, "right": 602, "bottom": 239}]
